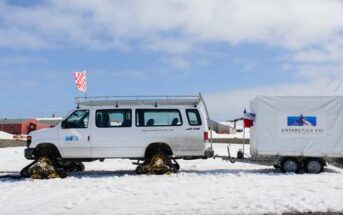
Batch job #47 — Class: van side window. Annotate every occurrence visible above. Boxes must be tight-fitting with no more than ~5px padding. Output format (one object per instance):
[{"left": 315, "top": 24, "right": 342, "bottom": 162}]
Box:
[
  {"left": 186, "top": 109, "right": 202, "bottom": 126},
  {"left": 63, "top": 110, "right": 89, "bottom": 129},
  {"left": 96, "top": 109, "right": 132, "bottom": 128},
  {"left": 136, "top": 109, "right": 182, "bottom": 127}
]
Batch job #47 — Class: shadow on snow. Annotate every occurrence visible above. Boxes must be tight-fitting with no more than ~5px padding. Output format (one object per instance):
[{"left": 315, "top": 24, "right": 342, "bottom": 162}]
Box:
[{"left": 0, "top": 167, "right": 340, "bottom": 182}]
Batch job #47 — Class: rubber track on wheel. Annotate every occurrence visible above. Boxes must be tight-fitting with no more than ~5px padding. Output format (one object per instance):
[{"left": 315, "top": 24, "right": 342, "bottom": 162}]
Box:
[{"left": 0, "top": 173, "right": 24, "bottom": 180}]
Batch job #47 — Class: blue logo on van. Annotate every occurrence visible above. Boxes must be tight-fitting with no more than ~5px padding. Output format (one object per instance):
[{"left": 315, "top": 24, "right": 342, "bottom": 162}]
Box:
[
  {"left": 287, "top": 114, "right": 316, "bottom": 126},
  {"left": 65, "top": 136, "right": 79, "bottom": 141}
]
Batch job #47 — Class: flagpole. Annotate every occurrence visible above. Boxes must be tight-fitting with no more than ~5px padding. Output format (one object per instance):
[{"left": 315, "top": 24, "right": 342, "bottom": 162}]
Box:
[
  {"left": 242, "top": 126, "right": 245, "bottom": 157},
  {"left": 85, "top": 71, "right": 87, "bottom": 101},
  {"left": 242, "top": 109, "right": 246, "bottom": 158}
]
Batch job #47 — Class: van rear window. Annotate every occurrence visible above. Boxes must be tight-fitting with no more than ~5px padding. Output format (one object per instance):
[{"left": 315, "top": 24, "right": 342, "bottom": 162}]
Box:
[
  {"left": 186, "top": 109, "right": 202, "bottom": 126},
  {"left": 136, "top": 109, "right": 182, "bottom": 127},
  {"left": 96, "top": 109, "right": 132, "bottom": 128}
]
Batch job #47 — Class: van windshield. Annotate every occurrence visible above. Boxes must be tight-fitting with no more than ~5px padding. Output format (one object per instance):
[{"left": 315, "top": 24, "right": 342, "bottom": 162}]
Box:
[{"left": 63, "top": 110, "right": 89, "bottom": 129}]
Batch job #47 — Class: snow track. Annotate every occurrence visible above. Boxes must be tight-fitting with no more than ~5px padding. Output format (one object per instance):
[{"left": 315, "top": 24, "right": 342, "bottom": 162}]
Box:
[{"left": 1, "top": 144, "right": 343, "bottom": 215}]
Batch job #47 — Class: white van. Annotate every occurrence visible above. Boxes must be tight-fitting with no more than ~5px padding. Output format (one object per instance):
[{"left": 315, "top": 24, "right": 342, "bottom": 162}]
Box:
[{"left": 22, "top": 95, "right": 214, "bottom": 177}]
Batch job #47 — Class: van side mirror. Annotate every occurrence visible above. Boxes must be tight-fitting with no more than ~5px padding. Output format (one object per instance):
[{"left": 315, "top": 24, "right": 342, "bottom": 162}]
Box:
[{"left": 61, "top": 120, "right": 66, "bottom": 128}]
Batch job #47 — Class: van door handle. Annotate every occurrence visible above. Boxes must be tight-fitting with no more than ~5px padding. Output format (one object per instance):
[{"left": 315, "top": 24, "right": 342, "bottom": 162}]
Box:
[{"left": 88, "top": 136, "right": 90, "bottom": 141}]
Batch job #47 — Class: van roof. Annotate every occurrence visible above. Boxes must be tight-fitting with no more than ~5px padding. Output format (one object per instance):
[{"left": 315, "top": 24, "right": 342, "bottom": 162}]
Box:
[{"left": 75, "top": 95, "right": 202, "bottom": 107}]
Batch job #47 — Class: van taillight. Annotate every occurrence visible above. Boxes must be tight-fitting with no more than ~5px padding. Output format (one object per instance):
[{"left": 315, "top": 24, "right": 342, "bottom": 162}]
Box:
[{"left": 204, "top": 132, "right": 209, "bottom": 142}]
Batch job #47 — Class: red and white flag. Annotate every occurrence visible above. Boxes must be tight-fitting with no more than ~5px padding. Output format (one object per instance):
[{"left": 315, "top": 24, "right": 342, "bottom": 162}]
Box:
[
  {"left": 243, "top": 109, "right": 255, "bottom": 128},
  {"left": 73, "top": 71, "right": 87, "bottom": 93}
]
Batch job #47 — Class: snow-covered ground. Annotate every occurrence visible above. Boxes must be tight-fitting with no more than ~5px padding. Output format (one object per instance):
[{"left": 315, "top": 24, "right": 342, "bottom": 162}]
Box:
[
  {"left": 212, "top": 129, "right": 250, "bottom": 139},
  {"left": 212, "top": 121, "right": 250, "bottom": 139},
  {"left": 1, "top": 144, "right": 343, "bottom": 215},
  {"left": 0, "top": 131, "right": 13, "bottom": 140}
]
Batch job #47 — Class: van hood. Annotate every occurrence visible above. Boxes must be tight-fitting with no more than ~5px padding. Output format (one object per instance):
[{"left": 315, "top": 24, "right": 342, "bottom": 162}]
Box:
[{"left": 29, "top": 127, "right": 55, "bottom": 136}]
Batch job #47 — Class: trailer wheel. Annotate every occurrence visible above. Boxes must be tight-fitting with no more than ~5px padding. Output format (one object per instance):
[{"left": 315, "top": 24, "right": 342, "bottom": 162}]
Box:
[
  {"left": 305, "top": 159, "right": 323, "bottom": 174},
  {"left": 281, "top": 158, "right": 299, "bottom": 173}
]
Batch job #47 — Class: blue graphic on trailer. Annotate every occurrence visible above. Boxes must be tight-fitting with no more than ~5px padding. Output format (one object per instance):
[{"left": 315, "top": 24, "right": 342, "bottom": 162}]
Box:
[
  {"left": 65, "top": 136, "right": 79, "bottom": 141},
  {"left": 287, "top": 114, "right": 317, "bottom": 126}
]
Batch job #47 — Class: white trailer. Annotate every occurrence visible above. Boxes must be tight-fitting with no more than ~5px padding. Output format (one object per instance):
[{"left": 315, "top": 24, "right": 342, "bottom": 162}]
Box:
[{"left": 218, "top": 96, "right": 343, "bottom": 174}]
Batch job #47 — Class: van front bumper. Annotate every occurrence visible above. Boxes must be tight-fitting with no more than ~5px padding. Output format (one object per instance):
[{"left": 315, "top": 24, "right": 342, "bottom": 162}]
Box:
[
  {"left": 24, "top": 148, "right": 35, "bottom": 160},
  {"left": 205, "top": 148, "right": 214, "bottom": 158}
]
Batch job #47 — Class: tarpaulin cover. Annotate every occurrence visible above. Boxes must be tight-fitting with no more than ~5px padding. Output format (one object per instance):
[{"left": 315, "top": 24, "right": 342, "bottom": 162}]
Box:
[{"left": 250, "top": 96, "right": 343, "bottom": 158}]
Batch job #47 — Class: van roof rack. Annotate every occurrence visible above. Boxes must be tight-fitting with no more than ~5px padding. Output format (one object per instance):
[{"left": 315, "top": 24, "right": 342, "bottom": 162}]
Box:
[{"left": 75, "top": 95, "right": 202, "bottom": 107}]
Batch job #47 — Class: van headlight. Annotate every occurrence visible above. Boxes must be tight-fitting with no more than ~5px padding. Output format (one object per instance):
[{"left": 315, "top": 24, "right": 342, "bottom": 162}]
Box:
[{"left": 27, "top": 136, "right": 32, "bottom": 147}]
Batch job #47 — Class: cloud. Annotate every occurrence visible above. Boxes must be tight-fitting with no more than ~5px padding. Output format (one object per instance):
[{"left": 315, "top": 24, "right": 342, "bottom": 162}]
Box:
[
  {"left": 112, "top": 70, "right": 147, "bottom": 79},
  {"left": 1, "top": 0, "right": 343, "bottom": 120},
  {"left": 0, "top": 56, "right": 48, "bottom": 67},
  {"left": 160, "top": 56, "right": 192, "bottom": 70},
  {"left": 142, "top": 36, "right": 194, "bottom": 54},
  {"left": 1, "top": 0, "right": 343, "bottom": 52},
  {"left": 0, "top": 0, "right": 342, "bottom": 83}
]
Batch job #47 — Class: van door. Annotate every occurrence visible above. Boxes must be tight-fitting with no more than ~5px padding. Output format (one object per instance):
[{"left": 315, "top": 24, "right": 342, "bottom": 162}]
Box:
[
  {"left": 59, "top": 109, "right": 92, "bottom": 158},
  {"left": 91, "top": 109, "right": 133, "bottom": 158},
  {"left": 135, "top": 109, "right": 188, "bottom": 156}
]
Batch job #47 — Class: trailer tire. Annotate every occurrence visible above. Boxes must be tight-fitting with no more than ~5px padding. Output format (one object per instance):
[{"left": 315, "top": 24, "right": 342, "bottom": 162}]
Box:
[
  {"left": 305, "top": 159, "right": 323, "bottom": 174},
  {"left": 281, "top": 158, "right": 300, "bottom": 173}
]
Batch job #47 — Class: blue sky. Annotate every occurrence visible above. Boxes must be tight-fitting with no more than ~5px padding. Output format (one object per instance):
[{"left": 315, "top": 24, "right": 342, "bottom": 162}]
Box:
[{"left": 1, "top": 0, "right": 343, "bottom": 120}]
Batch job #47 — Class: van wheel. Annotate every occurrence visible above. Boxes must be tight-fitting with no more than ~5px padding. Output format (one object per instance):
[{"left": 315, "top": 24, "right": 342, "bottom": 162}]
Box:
[
  {"left": 64, "top": 162, "right": 85, "bottom": 172},
  {"left": 305, "top": 159, "right": 323, "bottom": 174},
  {"left": 30, "top": 156, "right": 66, "bottom": 179},
  {"left": 281, "top": 158, "right": 299, "bottom": 173},
  {"left": 172, "top": 159, "right": 180, "bottom": 171},
  {"left": 20, "top": 161, "right": 36, "bottom": 178},
  {"left": 76, "top": 162, "right": 85, "bottom": 172},
  {"left": 146, "top": 153, "right": 177, "bottom": 175},
  {"left": 135, "top": 163, "right": 145, "bottom": 175}
]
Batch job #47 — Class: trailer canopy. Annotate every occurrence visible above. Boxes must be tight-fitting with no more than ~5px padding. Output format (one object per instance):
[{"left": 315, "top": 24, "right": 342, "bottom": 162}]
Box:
[{"left": 250, "top": 96, "right": 343, "bottom": 158}]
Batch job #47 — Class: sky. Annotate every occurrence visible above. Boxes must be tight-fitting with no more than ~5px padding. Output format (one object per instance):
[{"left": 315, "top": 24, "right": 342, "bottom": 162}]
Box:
[{"left": 0, "top": 0, "right": 343, "bottom": 121}]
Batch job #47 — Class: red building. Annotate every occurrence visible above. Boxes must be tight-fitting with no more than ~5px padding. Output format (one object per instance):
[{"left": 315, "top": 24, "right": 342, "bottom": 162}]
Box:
[{"left": 0, "top": 119, "right": 51, "bottom": 135}]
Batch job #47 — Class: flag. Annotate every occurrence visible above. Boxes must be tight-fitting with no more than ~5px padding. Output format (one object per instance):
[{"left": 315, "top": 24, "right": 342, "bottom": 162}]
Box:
[
  {"left": 243, "top": 109, "right": 255, "bottom": 128},
  {"left": 73, "top": 71, "right": 87, "bottom": 93}
]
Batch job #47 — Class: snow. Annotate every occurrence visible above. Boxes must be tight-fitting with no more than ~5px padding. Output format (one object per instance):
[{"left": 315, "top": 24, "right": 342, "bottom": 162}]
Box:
[
  {"left": 212, "top": 129, "right": 250, "bottom": 139},
  {"left": 1, "top": 144, "right": 343, "bottom": 215},
  {"left": 0, "top": 131, "right": 13, "bottom": 140},
  {"left": 212, "top": 121, "right": 250, "bottom": 139}
]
